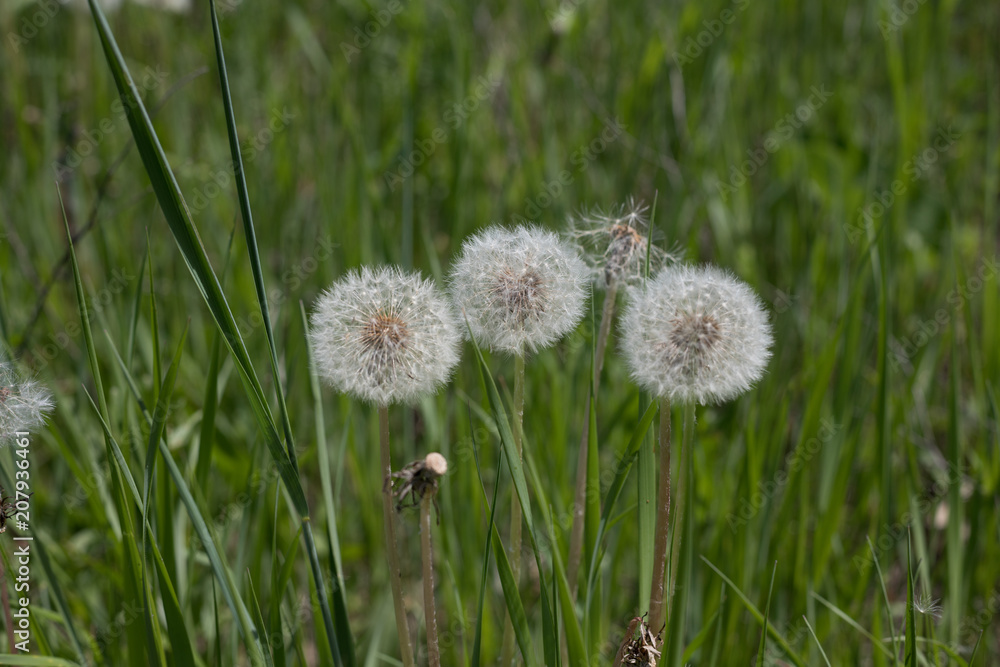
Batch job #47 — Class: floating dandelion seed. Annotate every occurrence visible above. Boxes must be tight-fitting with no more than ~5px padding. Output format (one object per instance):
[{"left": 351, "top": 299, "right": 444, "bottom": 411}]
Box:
[
  {"left": 567, "top": 198, "right": 676, "bottom": 288},
  {"left": 622, "top": 264, "right": 773, "bottom": 405},
  {"left": 449, "top": 225, "right": 589, "bottom": 354},
  {"left": 308, "top": 266, "right": 461, "bottom": 405},
  {"left": 0, "top": 362, "right": 54, "bottom": 445},
  {"left": 914, "top": 592, "right": 943, "bottom": 619}
]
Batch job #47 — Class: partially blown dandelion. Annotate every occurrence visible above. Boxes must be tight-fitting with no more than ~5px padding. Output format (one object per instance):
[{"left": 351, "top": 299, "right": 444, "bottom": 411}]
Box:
[
  {"left": 449, "top": 225, "right": 589, "bottom": 354},
  {"left": 308, "top": 266, "right": 461, "bottom": 405},
  {"left": 0, "top": 362, "right": 54, "bottom": 445},
  {"left": 622, "top": 264, "right": 773, "bottom": 405},
  {"left": 623, "top": 265, "right": 773, "bottom": 635},
  {"left": 309, "top": 266, "right": 460, "bottom": 667},
  {"left": 567, "top": 198, "right": 674, "bottom": 288}
]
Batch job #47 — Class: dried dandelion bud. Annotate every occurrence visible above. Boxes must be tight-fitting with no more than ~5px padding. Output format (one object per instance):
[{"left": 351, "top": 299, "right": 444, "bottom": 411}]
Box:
[
  {"left": 449, "top": 225, "right": 589, "bottom": 355},
  {"left": 423, "top": 452, "right": 448, "bottom": 476},
  {"left": 308, "top": 266, "right": 461, "bottom": 405},
  {"left": 566, "top": 198, "right": 675, "bottom": 288},
  {"left": 621, "top": 265, "right": 773, "bottom": 405},
  {"left": 0, "top": 362, "right": 54, "bottom": 445}
]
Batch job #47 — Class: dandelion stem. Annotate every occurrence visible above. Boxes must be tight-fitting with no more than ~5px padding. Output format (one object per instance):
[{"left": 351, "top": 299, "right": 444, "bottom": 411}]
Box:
[
  {"left": 420, "top": 492, "right": 440, "bottom": 667},
  {"left": 647, "top": 396, "right": 672, "bottom": 632},
  {"left": 568, "top": 277, "right": 619, "bottom": 597},
  {"left": 500, "top": 352, "right": 526, "bottom": 666},
  {"left": 666, "top": 403, "right": 694, "bottom": 623},
  {"left": 379, "top": 405, "right": 415, "bottom": 667}
]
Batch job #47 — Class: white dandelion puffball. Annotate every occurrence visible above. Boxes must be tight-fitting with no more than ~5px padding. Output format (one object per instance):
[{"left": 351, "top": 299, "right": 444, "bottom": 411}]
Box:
[
  {"left": 308, "top": 266, "right": 462, "bottom": 405},
  {"left": 0, "top": 362, "right": 54, "bottom": 445},
  {"left": 567, "top": 198, "right": 675, "bottom": 288},
  {"left": 622, "top": 265, "right": 773, "bottom": 405},
  {"left": 449, "top": 225, "right": 589, "bottom": 355}
]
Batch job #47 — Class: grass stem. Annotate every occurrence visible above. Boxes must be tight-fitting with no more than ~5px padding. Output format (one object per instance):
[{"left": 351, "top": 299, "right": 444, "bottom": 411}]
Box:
[
  {"left": 380, "top": 405, "right": 415, "bottom": 666},
  {"left": 421, "top": 493, "right": 440, "bottom": 667},
  {"left": 647, "top": 396, "right": 672, "bottom": 632},
  {"left": 568, "top": 278, "right": 619, "bottom": 596},
  {"left": 667, "top": 403, "right": 695, "bottom": 623},
  {"left": 500, "top": 352, "right": 526, "bottom": 665}
]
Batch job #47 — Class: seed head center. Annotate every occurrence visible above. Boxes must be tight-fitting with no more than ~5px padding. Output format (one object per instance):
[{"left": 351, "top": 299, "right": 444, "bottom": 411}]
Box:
[
  {"left": 361, "top": 312, "right": 409, "bottom": 353},
  {"left": 668, "top": 312, "right": 722, "bottom": 357},
  {"left": 0, "top": 387, "right": 10, "bottom": 403},
  {"left": 494, "top": 269, "right": 544, "bottom": 323}
]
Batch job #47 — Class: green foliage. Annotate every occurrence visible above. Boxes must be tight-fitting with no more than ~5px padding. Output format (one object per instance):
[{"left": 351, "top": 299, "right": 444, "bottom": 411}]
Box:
[{"left": 0, "top": 0, "right": 998, "bottom": 663}]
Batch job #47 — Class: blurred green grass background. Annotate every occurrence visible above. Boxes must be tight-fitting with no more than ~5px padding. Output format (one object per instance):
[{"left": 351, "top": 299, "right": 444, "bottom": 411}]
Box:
[{"left": 1, "top": 0, "right": 998, "bottom": 663}]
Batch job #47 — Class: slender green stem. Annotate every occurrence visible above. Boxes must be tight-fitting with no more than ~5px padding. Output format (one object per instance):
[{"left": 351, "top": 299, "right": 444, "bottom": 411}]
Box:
[
  {"left": 568, "top": 278, "right": 619, "bottom": 596},
  {"left": 667, "top": 403, "right": 695, "bottom": 621},
  {"left": 647, "top": 396, "right": 672, "bottom": 632},
  {"left": 500, "top": 352, "right": 526, "bottom": 666},
  {"left": 420, "top": 493, "right": 440, "bottom": 667},
  {"left": 380, "top": 405, "right": 415, "bottom": 667}
]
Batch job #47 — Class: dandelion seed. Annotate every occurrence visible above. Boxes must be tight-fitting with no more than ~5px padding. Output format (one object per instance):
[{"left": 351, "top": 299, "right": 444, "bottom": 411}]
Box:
[
  {"left": 622, "top": 264, "right": 773, "bottom": 405},
  {"left": 308, "top": 266, "right": 461, "bottom": 405},
  {"left": 566, "top": 198, "right": 676, "bottom": 288},
  {"left": 0, "top": 362, "right": 54, "bottom": 445},
  {"left": 449, "top": 225, "right": 589, "bottom": 354},
  {"left": 914, "top": 592, "right": 943, "bottom": 619}
]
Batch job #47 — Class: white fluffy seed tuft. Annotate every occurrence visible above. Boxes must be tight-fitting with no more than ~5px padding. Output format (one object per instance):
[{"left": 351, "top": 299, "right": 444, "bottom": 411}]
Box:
[
  {"left": 0, "top": 362, "right": 54, "bottom": 446},
  {"left": 308, "top": 266, "right": 461, "bottom": 405},
  {"left": 449, "top": 225, "right": 589, "bottom": 354},
  {"left": 566, "top": 198, "right": 676, "bottom": 288},
  {"left": 621, "top": 265, "right": 773, "bottom": 405},
  {"left": 424, "top": 452, "right": 448, "bottom": 476}
]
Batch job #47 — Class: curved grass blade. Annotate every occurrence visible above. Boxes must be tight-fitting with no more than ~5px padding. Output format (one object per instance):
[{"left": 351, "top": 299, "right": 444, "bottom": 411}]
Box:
[
  {"left": 584, "top": 400, "right": 658, "bottom": 617},
  {"left": 701, "top": 556, "right": 806, "bottom": 667},
  {"left": 470, "top": 413, "right": 504, "bottom": 665},
  {"left": 905, "top": 535, "right": 917, "bottom": 667},
  {"left": 867, "top": 536, "right": 900, "bottom": 664},
  {"left": 755, "top": 562, "right": 777, "bottom": 667},
  {"left": 468, "top": 329, "right": 559, "bottom": 664},
  {"left": 300, "top": 303, "right": 356, "bottom": 665},
  {"left": 810, "top": 592, "right": 894, "bottom": 660},
  {"left": 801, "top": 616, "right": 831, "bottom": 667}
]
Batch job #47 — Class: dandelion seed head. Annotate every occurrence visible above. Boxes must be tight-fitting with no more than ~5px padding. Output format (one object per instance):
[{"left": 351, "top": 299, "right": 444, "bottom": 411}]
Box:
[
  {"left": 621, "top": 264, "right": 773, "bottom": 405},
  {"left": 0, "top": 362, "right": 54, "bottom": 445},
  {"left": 566, "top": 198, "right": 676, "bottom": 288},
  {"left": 308, "top": 266, "right": 461, "bottom": 405},
  {"left": 450, "top": 225, "right": 589, "bottom": 354}
]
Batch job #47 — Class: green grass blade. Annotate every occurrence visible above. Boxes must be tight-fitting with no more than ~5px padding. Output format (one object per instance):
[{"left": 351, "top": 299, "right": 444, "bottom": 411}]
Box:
[
  {"left": 83, "top": 0, "right": 306, "bottom": 519},
  {"left": 468, "top": 328, "right": 558, "bottom": 663},
  {"left": 0, "top": 656, "right": 83, "bottom": 666},
  {"left": 810, "top": 592, "right": 894, "bottom": 660},
  {"left": 584, "top": 399, "right": 657, "bottom": 617},
  {"left": 300, "top": 303, "right": 356, "bottom": 665},
  {"left": 868, "top": 536, "right": 900, "bottom": 665},
  {"left": 756, "top": 562, "right": 777, "bottom": 667},
  {"left": 701, "top": 557, "right": 806, "bottom": 667},
  {"left": 247, "top": 571, "right": 276, "bottom": 667},
  {"left": 801, "top": 616, "right": 831, "bottom": 667},
  {"left": 470, "top": 415, "right": 504, "bottom": 665},
  {"left": 905, "top": 534, "right": 917, "bottom": 667},
  {"left": 207, "top": 0, "right": 297, "bottom": 467}
]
